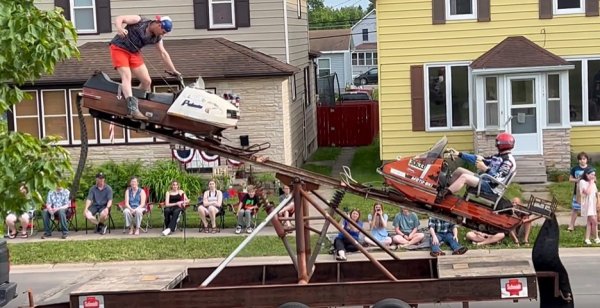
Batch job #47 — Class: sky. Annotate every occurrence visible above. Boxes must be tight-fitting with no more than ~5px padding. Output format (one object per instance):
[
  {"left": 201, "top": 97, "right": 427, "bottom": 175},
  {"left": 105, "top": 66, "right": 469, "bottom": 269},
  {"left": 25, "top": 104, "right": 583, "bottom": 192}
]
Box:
[{"left": 323, "top": 0, "right": 371, "bottom": 10}]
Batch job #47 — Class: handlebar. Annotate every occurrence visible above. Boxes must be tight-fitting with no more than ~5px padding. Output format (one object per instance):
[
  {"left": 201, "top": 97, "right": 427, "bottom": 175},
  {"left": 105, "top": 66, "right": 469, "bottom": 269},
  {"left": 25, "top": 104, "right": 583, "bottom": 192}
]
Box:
[{"left": 165, "top": 70, "right": 184, "bottom": 88}]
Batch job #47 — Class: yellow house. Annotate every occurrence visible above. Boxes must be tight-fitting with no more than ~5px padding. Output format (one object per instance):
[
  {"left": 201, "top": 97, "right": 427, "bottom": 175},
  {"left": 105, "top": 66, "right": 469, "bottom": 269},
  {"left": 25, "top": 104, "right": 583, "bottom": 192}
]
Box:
[{"left": 376, "top": 0, "right": 600, "bottom": 182}]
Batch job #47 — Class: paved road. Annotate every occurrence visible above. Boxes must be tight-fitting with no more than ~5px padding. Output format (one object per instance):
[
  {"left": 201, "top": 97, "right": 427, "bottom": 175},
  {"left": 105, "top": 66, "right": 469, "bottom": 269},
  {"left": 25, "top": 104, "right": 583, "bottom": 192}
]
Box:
[{"left": 7, "top": 249, "right": 599, "bottom": 308}]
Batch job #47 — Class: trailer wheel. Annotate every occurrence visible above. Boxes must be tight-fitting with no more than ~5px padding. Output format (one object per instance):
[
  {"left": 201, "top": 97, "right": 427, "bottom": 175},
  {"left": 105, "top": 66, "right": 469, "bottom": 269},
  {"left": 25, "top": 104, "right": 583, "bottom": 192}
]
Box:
[
  {"left": 278, "top": 302, "right": 309, "bottom": 308},
  {"left": 372, "top": 298, "right": 411, "bottom": 308}
]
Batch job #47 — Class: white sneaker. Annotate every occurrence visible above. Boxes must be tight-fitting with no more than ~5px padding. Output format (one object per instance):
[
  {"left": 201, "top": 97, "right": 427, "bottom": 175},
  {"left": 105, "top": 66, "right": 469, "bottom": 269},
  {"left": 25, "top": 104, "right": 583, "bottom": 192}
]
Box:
[
  {"left": 585, "top": 239, "right": 592, "bottom": 245},
  {"left": 594, "top": 238, "right": 600, "bottom": 244},
  {"left": 162, "top": 228, "right": 171, "bottom": 236},
  {"left": 235, "top": 226, "right": 242, "bottom": 234},
  {"left": 246, "top": 227, "right": 253, "bottom": 234}
]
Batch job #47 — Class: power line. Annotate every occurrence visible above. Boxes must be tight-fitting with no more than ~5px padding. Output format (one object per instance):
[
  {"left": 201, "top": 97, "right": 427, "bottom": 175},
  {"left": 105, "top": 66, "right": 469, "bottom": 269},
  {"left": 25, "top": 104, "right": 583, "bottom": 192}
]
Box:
[
  {"left": 309, "top": 29, "right": 377, "bottom": 40},
  {"left": 309, "top": 17, "right": 375, "bottom": 25}
]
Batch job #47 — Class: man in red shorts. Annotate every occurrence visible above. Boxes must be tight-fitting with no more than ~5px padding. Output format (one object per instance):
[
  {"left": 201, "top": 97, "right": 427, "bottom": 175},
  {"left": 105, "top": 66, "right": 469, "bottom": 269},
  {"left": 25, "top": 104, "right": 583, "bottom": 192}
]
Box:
[{"left": 109, "top": 15, "right": 180, "bottom": 120}]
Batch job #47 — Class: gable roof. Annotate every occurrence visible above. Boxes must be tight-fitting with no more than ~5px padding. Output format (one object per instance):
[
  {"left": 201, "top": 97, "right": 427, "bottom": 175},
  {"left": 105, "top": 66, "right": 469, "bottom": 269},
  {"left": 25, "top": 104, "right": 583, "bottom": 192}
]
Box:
[
  {"left": 351, "top": 9, "right": 376, "bottom": 30},
  {"left": 37, "top": 38, "right": 299, "bottom": 85},
  {"left": 355, "top": 43, "right": 377, "bottom": 50},
  {"left": 309, "top": 29, "right": 351, "bottom": 52},
  {"left": 470, "top": 36, "right": 571, "bottom": 70}
]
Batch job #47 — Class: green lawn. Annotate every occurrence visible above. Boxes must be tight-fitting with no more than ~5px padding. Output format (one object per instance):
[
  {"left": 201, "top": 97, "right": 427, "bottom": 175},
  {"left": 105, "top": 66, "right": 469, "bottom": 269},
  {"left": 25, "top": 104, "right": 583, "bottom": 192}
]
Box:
[
  {"left": 549, "top": 181, "right": 574, "bottom": 211},
  {"left": 301, "top": 164, "right": 332, "bottom": 176},
  {"left": 308, "top": 147, "right": 341, "bottom": 162}
]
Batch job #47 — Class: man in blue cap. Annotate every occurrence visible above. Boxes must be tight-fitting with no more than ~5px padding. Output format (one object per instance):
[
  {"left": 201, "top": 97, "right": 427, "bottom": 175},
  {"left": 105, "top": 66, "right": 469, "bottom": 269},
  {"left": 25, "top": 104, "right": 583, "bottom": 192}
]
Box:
[{"left": 109, "top": 15, "right": 180, "bottom": 120}]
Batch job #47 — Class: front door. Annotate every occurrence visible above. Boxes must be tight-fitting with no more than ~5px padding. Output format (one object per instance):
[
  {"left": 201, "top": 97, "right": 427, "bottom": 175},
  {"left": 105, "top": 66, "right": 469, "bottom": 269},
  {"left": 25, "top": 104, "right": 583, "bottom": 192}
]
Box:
[{"left": 507, "top": 75, "right": 542, "bottom": 155}]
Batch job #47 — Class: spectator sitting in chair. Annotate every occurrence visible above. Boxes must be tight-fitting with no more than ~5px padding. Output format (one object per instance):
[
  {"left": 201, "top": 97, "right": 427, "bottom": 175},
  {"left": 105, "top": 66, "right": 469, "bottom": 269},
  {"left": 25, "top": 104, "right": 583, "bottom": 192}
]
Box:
[
  {"left": 42, "top": 185, "right": 71, "bottom": 239},
  {"left": 123, "top": 176, "right": 146, "bottom": 236},
  {"left": 84, "top": 172, "right": 113, "bottom": 235},
  {"left": 162, "top": 180, "right": 189, "bottom": 236},
  {"left": 198, "top": 179, "right": 223, "bottom": 234},
  {"left": 278, "top": 185, "right": 295, "bottom": 228},
  {"left": 428, "top": 217, "right": 468, "bottom": 257},
  {"left": 235, "top": 185, "right": 260, "bottom": 234},
  {"left": 6, "top": 184, "right": 36, "bottom": 239},
  {"left": 392, "top": 208, "right": 425, "bottom": 248}
]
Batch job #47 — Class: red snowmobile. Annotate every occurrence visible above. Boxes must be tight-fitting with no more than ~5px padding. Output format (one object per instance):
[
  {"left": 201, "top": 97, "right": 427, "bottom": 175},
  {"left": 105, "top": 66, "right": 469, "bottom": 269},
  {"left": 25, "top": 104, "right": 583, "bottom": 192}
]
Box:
[{"left": 377, "top": 136, "right": 556, "bottom": 233}]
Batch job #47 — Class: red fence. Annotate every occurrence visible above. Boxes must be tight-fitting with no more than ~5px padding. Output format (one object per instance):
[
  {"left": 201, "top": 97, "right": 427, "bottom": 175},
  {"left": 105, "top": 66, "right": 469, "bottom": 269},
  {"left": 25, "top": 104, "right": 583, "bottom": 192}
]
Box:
[{"left": 317, "top": 101, "right": 379, "bottom": 147}]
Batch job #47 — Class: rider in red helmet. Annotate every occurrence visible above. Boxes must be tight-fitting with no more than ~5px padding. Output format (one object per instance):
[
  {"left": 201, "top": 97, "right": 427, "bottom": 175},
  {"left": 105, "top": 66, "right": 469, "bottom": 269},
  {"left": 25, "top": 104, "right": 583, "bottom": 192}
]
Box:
[{"left": 437, "top": 132, "right": 516, "bottom": 203}]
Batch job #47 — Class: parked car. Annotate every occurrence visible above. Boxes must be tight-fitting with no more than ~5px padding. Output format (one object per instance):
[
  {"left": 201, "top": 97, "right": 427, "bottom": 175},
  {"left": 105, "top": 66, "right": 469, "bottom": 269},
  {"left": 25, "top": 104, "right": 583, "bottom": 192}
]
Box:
[
  {"left": 353, "top": 68, "right": 378, "bottom": 86},
  {"left": 0, "top": 239, "right": 17, "bottom": 307}
]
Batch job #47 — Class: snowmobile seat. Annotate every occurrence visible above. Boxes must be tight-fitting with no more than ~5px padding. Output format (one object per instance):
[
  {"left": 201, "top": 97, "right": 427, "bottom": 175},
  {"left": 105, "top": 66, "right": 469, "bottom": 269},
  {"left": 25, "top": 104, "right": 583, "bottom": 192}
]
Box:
[
  {"left": 464, "top": 171, "right": 516, "bottom": 210},
  {"left": 146, "top": 92, "right": 175, "bottom": 105},
  {"left": 84, "top": 71, "right": 148, "bottom": 100}
]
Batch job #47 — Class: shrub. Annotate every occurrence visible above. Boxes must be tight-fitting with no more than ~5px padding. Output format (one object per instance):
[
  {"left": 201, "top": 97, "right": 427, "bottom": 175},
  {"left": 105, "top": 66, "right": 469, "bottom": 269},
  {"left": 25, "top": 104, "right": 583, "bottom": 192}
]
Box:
[{"left": 142, "top": 160, "right": 204, "bottom": 202}]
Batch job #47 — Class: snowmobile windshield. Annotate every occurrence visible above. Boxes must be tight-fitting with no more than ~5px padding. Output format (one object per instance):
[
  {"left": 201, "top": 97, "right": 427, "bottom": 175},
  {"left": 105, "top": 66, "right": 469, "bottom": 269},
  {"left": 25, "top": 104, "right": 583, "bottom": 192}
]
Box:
[{"left": 413, "top": 136, "right": 448, "bottom": 165}]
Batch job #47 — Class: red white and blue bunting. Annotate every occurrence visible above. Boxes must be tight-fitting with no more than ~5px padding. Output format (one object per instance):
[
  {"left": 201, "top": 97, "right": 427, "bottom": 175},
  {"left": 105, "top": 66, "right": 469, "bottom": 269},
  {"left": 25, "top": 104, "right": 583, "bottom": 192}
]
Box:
[
  {"left": 172, "top": 149, "right": 244, "bottom": 168},
  {"left": 172, "top": 148, "right": 196, "bottom": 163},
  {"left": 199, "top": 151, "right": 220, "bottom": 162}
]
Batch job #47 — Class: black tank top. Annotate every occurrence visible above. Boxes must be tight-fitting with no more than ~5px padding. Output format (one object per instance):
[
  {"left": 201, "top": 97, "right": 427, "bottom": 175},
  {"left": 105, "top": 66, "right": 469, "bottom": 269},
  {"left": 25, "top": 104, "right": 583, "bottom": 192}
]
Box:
[{"left": 168, "top": 193, "right": 183, "bottom": 204}]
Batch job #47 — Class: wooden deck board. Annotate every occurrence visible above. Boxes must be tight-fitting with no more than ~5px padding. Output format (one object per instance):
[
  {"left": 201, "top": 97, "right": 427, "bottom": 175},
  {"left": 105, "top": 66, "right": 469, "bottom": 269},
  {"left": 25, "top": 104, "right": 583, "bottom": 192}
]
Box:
[
  {"left": 71, "top": 267, "right": 187, "bottom": 294},
  {"left": 437, "top": 255, "right": 535, "bottom": 279}
]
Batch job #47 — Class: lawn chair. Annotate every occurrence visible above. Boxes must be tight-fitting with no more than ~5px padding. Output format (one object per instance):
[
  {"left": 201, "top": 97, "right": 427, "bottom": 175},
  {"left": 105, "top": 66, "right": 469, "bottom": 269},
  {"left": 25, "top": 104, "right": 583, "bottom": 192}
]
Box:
[
  {"left": 6, "top": 211, "right": 38, "bottom": 238},
  {"left": 196, "top": 195, "right": 227, "bottom": 233},
  {"left": 235, "top": 192, "right": 259, "bottom": 229},
  {"left": 117, "top": 187, "right": 153, "bottom": 233},
  {"left": 49, "top": 200, "right": 79, "bottom": 233}
]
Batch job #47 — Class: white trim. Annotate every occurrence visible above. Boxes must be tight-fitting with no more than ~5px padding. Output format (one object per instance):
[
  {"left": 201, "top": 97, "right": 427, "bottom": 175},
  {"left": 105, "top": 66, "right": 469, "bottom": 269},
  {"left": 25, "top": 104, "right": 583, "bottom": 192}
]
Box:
[
  {"left": 40, "top": 89, "right": 69, "bottom": 145},
  {"left": 283, "top": 0, "right": 290, "bottom": 63},
  {"left": 318, "top": 50, "right": 350, "bottom": 54},
  {"left": 445, "top": 0, "right": 477, "bottom": 21},
  {"left": 99, "top": 121, "right": 125, "bottom": 143},
  {"left": 69, "top": 88, "right": 97, "bottom": 145},
  {"left": 317, "top": 57, "right": 331, "bottom": 77},
  {"left": 553, "top": 0, "right": 585, "bottom": 15},
  {"left": 13, "top": 90, "right": 40, "bottom": 138},
  {"left": 506, "top": 74, "right": 543, "bottom": 155},
  {"left": 563, "top": 58, "right": 600, "bottom": 125},
  {"left": 424, "top": 62, "right": 473, "bottom": 131},
  {"left": 472, "top": 65, "right": 574, "bottom": 75},
  {"left": 70, "top": 0, "right": 97, "bottom": 34},
  {"left": 208, "top": 0, "right": 236, "bottom": 29}
]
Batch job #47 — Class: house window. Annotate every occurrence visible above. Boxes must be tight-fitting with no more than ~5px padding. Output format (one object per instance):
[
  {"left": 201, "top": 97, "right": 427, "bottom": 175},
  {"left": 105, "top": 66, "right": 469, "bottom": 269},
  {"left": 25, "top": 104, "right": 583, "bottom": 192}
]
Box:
[
  {"left": 13, "top": 91, "right": 40, "bottom": 138},
  {"left": 41, "top": 90, "right": 69, "bottom": 144},
  {"left": 352, "top": 52, "right": 378, "bottom": 66},
  {"left": 318, "top": 58, "right": 331, "bottom": 77},
  {"left": 484, "top": 76, "right": 499, "bottom": 127},
  {"left": 567, "top": 59, "right": 600, "bottom": 123},
  {"left": 554, "top": 0, "right": 584, "bottom": 15},
  {"left": 69, "top": 89, "right": 97, "bottom": 144},
  {"left": 426, "top": 64, "right": 471, "bottom": 129},
  {"left": 71, "top": 0, "right": 97, "bottom": 33},
  {"left": 209, "top": 0, "right": 235, "bottom": 29},
  {"left": 547, "top": 74, "right": 561, "bottom": 125},
  {"left": 446, "top": 0, "right": 477, "bottom": 20},
  {"left": 362, "top": 29, "right": 369, "bottom": 41}
]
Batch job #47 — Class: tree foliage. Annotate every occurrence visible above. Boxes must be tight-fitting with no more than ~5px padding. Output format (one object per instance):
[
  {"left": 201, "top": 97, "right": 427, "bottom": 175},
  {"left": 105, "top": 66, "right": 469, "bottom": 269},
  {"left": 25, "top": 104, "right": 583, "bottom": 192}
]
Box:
[
  {"left": 308, "top": 0, "right": 368, "bottom": 30},
  {"left": 0, "top": 0, "right": 79, "bottom": 214}
]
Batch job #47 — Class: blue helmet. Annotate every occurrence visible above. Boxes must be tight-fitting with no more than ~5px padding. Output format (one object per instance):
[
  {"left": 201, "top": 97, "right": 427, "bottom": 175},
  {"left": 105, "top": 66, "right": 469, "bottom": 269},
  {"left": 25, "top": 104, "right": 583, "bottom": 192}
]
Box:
[{"left": 157, "top": 16, "right": 173, "bottom": 32}]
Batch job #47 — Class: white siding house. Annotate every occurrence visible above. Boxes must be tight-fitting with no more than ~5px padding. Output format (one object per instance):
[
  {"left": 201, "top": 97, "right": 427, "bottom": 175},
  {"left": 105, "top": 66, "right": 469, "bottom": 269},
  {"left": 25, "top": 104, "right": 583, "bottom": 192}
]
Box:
[{"left": 350, "top": 9, "right": 377, "bottom": 77}]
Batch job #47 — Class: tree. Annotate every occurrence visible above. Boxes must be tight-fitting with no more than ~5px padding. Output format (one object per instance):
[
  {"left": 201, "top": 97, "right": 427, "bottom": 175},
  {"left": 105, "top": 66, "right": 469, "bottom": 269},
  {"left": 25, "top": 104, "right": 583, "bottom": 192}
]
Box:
[
  {"left": 308, "top": 0, "right": 325, "bottom": 10},
  {"left": 0, "top": 0, "right": 79, "bottom": 214},
  {"left": 309, "top": 5, "right": 367, "bottom": 30}
]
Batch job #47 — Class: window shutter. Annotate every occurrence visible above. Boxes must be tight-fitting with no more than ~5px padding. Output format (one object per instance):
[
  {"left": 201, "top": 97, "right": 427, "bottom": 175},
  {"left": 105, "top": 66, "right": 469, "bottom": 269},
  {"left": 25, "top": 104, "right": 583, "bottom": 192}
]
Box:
[
  {"left": 586, "top": 0, "right": 599, "bottom": 17},
  {"left": 477, "top": 0, "right": 491, "bottom": 22},
  {"left": 410, "top": 65, "right": 426, "bottom": 132},
  {"left": 235, "top": 0, "right": 251, "bottom": 28},
  {"left": 54, "top": 0, "right": 70, "bottom": 20},
  {"left": 96, "top": 0, "right": 112, "bottom": 33},
  {"left": 193, "top": 0, "right": 209, "bottom": 29},
  {"left": 539, "top": 0, "right": 553, "bottom": 19},
  {"left": 432, "top": 0, "right": 445, "bottom": 24}
]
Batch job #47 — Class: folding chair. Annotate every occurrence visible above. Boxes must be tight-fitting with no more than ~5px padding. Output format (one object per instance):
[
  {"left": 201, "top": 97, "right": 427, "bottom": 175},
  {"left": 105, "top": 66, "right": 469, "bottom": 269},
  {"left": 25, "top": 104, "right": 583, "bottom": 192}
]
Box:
[
  {"left": 159, "top": 202, "right": 189, "bottom": 233},
  {"left": 6, "top": 210, "right": 38, "bottom": 238},
  {"left": 117, "top": 187, "right": 153, "bottom": 233},
  {"left": 196, "top": 196, "right": 226, "bottom": 233},
  {"left": 50, "top": 200, "right": 79, "bottom": 233},
  {"left": 235, "top": 192, "right": 259, "bottom": 229}
]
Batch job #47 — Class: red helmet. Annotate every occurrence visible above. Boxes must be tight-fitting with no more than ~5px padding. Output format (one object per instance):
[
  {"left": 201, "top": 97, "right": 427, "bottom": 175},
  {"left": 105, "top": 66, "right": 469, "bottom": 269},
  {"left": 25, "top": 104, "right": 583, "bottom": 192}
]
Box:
[{"left": 496, "top": 132, "right": 515, "bottom": 152}]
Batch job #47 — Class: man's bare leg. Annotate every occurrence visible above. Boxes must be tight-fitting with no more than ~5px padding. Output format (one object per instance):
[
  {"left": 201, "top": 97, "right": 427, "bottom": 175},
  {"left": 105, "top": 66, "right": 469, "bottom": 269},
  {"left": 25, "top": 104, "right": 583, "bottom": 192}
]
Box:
[
  {"left": 447, "top": 173, "right": 480, "bottom": 194},
  {"left": 131, "top": 64, "right": 152, "bottom": 92},
  {"left": 117, "top": 66, "right": 147, "bottom": 120}
]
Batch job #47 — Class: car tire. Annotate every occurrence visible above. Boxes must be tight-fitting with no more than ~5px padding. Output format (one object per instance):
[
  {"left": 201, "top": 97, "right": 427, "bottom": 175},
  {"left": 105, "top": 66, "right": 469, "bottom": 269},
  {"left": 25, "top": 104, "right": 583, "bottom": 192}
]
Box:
[
  {"left": 360, "top": 78, "right": 368, "bottom": 85},
  {"left": 372, "top": 298, "right": 411, "bottom": 308}
]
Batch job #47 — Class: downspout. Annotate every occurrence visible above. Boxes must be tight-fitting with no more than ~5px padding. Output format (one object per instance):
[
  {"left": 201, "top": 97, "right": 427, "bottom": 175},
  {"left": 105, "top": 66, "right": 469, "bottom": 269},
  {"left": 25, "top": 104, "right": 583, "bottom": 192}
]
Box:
[{"left": 282, "top": 0, "right": 290, "bottom": 63}]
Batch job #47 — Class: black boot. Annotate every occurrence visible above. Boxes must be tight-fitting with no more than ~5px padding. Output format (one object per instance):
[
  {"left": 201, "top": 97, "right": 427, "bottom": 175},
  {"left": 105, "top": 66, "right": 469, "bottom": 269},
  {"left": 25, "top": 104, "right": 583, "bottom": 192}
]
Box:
[{"left": 126, "top": 96, "right": 148, "bottom": 120}]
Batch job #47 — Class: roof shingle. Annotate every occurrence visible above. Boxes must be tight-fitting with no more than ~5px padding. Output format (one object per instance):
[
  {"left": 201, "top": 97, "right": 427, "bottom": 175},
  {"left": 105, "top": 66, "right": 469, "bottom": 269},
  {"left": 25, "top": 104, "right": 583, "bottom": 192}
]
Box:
[
  {"left": 38, "top": 38, "right": 299, "bottom": 84},
  {"left": 471, "top": 36, "right": 570, "bottom": 70},
  {"left": 309, "top": 29, "right": 351, "bottom": 52}
]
